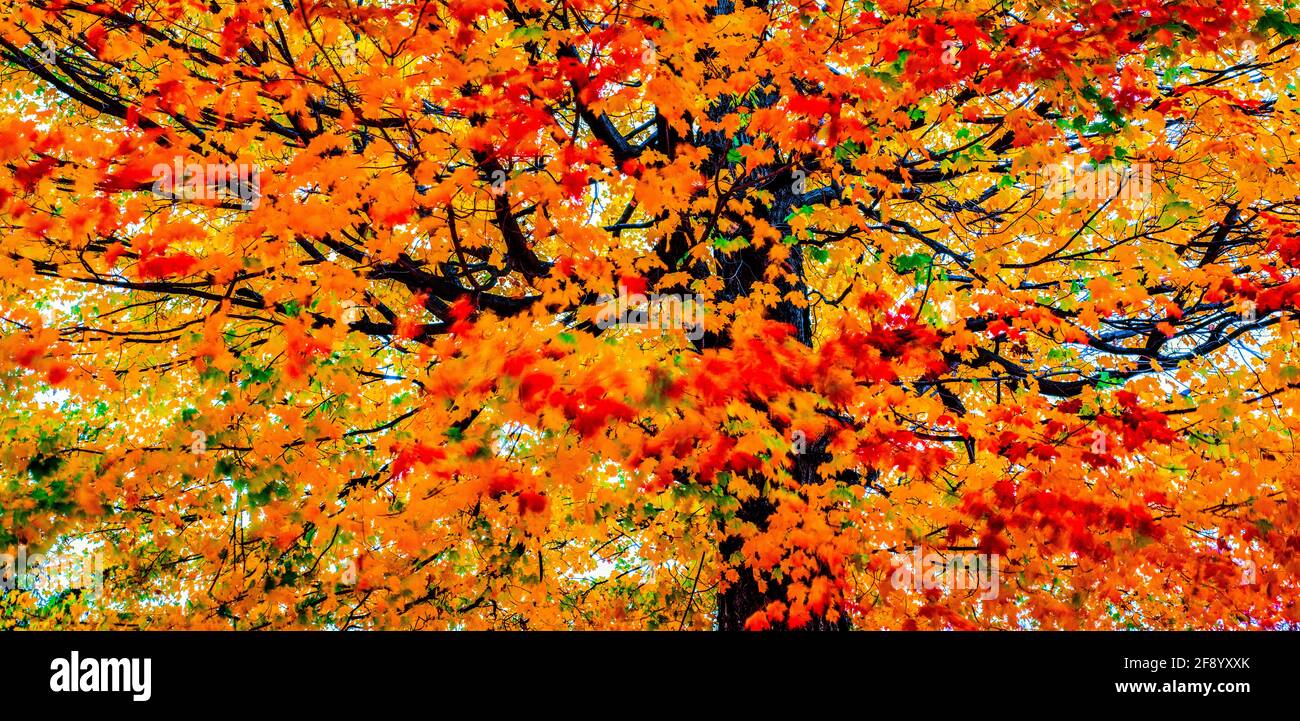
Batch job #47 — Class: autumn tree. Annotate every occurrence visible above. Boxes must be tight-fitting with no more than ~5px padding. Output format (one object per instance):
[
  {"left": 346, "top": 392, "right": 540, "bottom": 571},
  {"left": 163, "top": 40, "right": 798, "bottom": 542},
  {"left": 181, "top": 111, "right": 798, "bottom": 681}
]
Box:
[{"left": 1, "top": 0, "right": 1298, "bottom": 630}]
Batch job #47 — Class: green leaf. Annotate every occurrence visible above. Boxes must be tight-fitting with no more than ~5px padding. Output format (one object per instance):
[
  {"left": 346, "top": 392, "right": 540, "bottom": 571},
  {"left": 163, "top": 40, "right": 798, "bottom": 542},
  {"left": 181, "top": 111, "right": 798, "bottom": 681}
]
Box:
[
  {"left": 509, "top": 25, "right": 545, "bottom": 41},
  {"left": 893, "top": 252, "right": 932, "bottom": 273},
  {"left": 27, "top": 453, "right": 64, "bottom": 482},
  {"left": 1257, "top": 9, "right": 1300, "bottom": 38},
  {"left": 1160, "top": 200, "right": 1196, "bottom": 224}
]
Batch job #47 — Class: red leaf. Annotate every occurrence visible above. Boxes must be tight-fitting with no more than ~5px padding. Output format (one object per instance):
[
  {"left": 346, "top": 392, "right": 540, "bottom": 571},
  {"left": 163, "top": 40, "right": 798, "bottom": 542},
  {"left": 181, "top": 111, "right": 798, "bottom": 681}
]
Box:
[
  {"left": 45, "top": 364, "right": 69, "bottom": 385},
  {"left": 138, "top": 252, "right": 197, "bottom": 279},
  {"left": 519, "top": 371, "right": 555, "bottom": 408},
  {"left": 619, "top": 275, "right": 647, "bottom": 296},
  {"left": 517, "top": 490, "right": 548, "bottom": 514},
  {"left": 14, "top": 156, "right": 58, "bottom": 192},
  {"left": 86, "top": 25, "right": 107, "bottom": 55},
  {"left": 104, "top": 242, "right": 127, "bottom": 267}
]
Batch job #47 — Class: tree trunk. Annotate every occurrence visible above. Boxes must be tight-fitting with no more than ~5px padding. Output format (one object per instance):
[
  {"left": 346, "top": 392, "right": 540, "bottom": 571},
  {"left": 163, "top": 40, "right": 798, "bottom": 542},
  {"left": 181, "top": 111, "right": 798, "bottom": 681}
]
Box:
[{"left": 710, "top": 168, "right": 848, "bottom": 630}]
